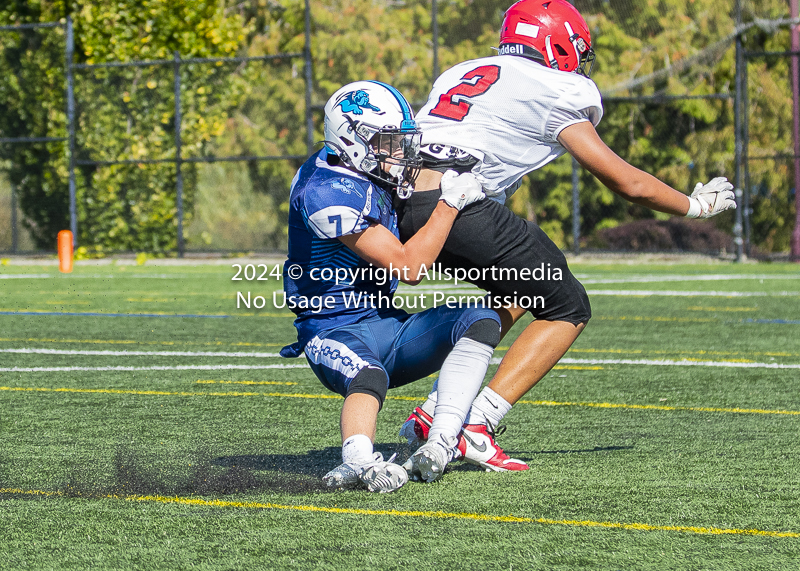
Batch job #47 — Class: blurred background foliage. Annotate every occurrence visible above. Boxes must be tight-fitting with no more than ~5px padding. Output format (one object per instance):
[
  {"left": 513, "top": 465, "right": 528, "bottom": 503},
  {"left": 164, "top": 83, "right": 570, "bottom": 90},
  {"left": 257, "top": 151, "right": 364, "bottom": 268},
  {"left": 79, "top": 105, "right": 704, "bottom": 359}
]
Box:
[{"left": 0, "top": 0, "right": 795, "bottom": 253}]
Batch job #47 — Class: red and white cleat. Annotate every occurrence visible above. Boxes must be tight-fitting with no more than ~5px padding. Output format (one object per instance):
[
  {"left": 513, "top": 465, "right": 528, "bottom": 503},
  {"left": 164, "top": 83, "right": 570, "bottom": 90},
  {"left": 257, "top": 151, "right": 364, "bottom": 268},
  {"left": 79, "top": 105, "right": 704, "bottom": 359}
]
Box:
[
  {"left": 399, "top": 406, "right": 433, "bottom": 448},
  {"left": 457, "top": 423, "right": 529, "bottom": 472},
  {"left": 400, "top": 407, "right": 528, "bottom": 472}
]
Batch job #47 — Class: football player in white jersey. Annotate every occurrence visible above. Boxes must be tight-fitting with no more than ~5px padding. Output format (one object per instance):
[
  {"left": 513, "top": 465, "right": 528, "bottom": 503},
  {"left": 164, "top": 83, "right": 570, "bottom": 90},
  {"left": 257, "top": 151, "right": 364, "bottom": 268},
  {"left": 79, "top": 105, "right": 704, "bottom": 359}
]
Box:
[{"left": 398, "top": 0, "right": 736, "bottom": 471}]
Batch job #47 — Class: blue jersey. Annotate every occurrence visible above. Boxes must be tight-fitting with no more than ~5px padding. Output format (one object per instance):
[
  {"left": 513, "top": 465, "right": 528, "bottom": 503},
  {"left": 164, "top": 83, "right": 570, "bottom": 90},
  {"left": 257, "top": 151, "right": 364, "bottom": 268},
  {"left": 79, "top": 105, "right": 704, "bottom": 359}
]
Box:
[{"left": 280, "top": 149, "right": 400, "bottom": 357}]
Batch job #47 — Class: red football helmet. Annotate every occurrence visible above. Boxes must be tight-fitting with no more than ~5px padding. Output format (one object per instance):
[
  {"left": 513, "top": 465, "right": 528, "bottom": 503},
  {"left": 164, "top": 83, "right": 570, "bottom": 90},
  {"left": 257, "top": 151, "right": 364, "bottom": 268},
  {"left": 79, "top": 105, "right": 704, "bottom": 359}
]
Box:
[{"left": 499, "top": 0, "right": 595, "bottom": 77}]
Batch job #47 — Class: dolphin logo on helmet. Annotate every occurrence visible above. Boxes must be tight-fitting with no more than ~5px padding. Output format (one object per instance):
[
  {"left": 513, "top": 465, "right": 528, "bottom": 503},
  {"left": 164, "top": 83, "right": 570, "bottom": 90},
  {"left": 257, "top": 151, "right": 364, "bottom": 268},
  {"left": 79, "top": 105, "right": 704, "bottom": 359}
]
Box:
[{"left": 337, "top": 90, "right": 382, "bottom": 115}]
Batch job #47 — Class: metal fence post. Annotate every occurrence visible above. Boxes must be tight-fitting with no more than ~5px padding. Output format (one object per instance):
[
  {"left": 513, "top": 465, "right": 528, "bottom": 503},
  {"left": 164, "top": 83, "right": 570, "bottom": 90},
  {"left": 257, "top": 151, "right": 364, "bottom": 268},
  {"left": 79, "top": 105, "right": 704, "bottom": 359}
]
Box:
[
  {"left": 742, "top": 53, "right": 752, "bottom": 257},
  {"left": 66, "top": 16, "right": 77, "bottom": 248},
  {"left": 791, "top": 0, "right": 800, "bottom": 262},
  {"left": 173, "top": 51, "right": 185, "bottom": 258},
  {"left": 733, "top": 19, "right": 745, "bottom": 262},
  {"left": 432, "top": 0, "right": 439, "bottom": 82},
  {"left": 11, "top": 183, "right": 18, "bottom": 254},
  {"left": 572, "top": 156, "right": 580, "bottom": 255},
  {"left": 304, "top": 0, "right": 314, "bottom": 155}
]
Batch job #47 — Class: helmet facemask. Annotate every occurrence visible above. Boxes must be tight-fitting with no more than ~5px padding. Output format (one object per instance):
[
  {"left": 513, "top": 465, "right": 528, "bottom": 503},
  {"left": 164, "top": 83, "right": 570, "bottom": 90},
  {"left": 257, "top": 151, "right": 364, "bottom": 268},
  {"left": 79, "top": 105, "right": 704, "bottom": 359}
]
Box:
[
  {"left": 567, "top": 27, "right": 595, "bottom": 77},
  {"left": 340, "top": 116, "right": 422, "bottom": 198},
  {"left": 576, "top": 46, "right": 595, "bottom": 77},
  {"left": 369, "top": 127, "right": 422, "bottom": 198}
]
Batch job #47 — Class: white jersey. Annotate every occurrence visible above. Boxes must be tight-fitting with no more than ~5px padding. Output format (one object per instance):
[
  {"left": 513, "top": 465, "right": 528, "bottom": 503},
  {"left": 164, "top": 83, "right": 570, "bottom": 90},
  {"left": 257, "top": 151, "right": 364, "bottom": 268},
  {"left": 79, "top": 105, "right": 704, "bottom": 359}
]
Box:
[{"left": 417, "top": 55, "right": 603, "bottom": 202}]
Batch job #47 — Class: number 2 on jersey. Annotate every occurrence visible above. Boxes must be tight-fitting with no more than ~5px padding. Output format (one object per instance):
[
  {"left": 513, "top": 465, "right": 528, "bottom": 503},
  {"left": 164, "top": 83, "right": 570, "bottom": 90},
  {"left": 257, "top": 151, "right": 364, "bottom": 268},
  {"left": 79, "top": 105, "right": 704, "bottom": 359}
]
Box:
[{"left": 429, "top": 65, "right": 500, "bottom": 122}]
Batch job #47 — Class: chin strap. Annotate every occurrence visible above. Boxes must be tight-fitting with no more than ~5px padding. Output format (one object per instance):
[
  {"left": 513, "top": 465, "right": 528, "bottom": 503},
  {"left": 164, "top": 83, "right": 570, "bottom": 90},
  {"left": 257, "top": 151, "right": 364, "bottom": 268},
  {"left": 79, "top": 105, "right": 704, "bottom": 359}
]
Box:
[
  {"left": 396, "top": 185, "right": 414, "bottom": 199},
  {"left": 385, "top": 163, "right": 417, "bottom": 199},
  {"left": 544, "top": 36, "right": 558, "bottom": 70}
]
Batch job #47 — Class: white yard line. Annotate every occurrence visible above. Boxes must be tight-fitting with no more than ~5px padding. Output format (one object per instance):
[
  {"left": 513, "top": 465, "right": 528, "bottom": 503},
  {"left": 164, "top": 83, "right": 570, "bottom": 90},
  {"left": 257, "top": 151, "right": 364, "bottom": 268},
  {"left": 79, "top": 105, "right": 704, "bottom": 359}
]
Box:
[
  {"left": 396, "top": 286, "right": 481, "bottom": 294},
  {"left": 585, "top": 290, "right": 800, "bottom": 297},
  {"left": 0, "top": 348, "right": 281, "bottom": 358},
  {"left": 490, "top": 357, "right": 800, "bottom": 369},
  {"left": 398, "top": 287, "right": 800, "bottom": 297},
  {"left": 0, "top": 274, "right": 54, "bottom": 279},
  {"left": 577, "top": 274, "right": 800, "bottom": 284},
  {"left": 5, "top": 272, "right": 798, "bottom": 283},
  {"left": 3, "top": 357, "right": 799, "bottom": 373},
  {"left": 0, "top": 364, "right": 307, "bottom": 372},
  {"left": 0, "top": 274, "right": 185, "bottom": 279}
]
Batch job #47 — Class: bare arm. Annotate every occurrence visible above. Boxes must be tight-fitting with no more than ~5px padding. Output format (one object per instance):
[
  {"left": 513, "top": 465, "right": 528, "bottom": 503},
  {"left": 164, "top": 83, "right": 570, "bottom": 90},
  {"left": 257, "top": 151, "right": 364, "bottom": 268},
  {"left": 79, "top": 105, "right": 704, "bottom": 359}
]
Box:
[
  {"left": 557, "top": 121, "right": 691, "bottom": 216},
  {"left": 338, "top": 202, "right": 457, "bottom": 286}
]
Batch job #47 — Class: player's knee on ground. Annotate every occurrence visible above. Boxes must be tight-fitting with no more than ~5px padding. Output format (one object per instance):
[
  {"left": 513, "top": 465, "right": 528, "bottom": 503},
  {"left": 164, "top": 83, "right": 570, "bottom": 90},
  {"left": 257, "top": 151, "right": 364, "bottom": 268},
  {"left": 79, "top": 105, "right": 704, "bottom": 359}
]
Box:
[
  {"left": 346, "top": 366, "right": 389, "bottom": 410},
  {"left": 462, "top": 317, "right": 502, "bottom": 348}
]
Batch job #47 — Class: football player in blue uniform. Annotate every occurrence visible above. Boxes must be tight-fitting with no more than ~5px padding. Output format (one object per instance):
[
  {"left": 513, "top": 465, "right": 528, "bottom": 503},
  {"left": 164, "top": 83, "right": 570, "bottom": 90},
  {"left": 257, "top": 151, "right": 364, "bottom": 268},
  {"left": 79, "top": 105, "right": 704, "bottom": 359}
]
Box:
[{"left": 280, "top": 81, "right": 501, "bottom": 491}]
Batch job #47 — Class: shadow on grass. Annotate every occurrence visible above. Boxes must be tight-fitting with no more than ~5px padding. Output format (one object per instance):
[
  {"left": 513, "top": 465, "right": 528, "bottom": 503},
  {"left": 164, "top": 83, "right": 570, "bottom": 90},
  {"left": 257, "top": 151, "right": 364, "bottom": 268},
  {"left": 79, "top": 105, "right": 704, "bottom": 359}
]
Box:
[
  {"left": 214, "top": 444, "right": 402, "bottom": 479},
  {"left": 3, "top": 443, "right": 635, "bottom": 500},
  {"left": 217, "top": 444, "right": 635, "bottom": 477},
  {"left": 214, "top": 446, "right": 340, "bottom": 478},
  {"left": 56, "top": 443, "right": 336, "bottom": 498},
  {"left": 527, "top": 445, "right": 634, "bottom": 457},
  {"left": 445, "top": 444, "right": 634, "bottom": 472}
]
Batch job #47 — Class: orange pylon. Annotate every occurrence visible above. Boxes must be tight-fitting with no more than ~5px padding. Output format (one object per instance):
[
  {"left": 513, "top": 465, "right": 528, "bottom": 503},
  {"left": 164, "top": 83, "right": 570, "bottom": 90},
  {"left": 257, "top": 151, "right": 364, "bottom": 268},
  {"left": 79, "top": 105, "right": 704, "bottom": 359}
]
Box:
[{"left": 58, "top": 230, "right": 73, "bottom": 273}]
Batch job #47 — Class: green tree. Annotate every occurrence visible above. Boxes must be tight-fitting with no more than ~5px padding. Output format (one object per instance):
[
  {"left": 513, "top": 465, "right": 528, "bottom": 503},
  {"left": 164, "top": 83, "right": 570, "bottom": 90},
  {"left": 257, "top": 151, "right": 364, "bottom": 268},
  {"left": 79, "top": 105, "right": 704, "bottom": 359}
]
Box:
[
  {"left": 5, "top": 0, "right": 792, "bottom": 253},
  {"left": 184, "top": 0, "right": 308, "bottom": 250},
  {"left": 0, "top": 0, "right": 249, "bottom": 251},
  {"left": 573, "top": 0, "right": 792, "bottom": 252},
  {"left": 74, "top": 0, "right": 250, "bottom": 253}
]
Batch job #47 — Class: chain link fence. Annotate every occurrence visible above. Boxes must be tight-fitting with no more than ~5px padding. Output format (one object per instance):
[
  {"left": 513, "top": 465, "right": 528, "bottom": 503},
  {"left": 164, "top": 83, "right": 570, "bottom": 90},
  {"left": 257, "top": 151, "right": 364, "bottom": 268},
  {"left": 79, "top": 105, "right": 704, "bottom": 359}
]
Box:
[
  {"left": 0, "top": 22, "right": 67, "bottom": 254},
  {"left": 1, "top": 2, "right": 797, "bottom": 259},
  {"left": 1, "top": 15, "right": 313, "bottom": 257},
  {"left": 73, "top": 52, "right": 309, "bottom": 255}
]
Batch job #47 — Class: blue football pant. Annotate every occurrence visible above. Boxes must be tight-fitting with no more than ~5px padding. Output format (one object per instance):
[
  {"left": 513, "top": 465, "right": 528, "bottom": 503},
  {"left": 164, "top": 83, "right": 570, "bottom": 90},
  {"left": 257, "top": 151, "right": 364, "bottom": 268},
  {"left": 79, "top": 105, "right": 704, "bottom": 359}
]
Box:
[{"left": 304, "top": 305, "right": 499, "bottom": 398}]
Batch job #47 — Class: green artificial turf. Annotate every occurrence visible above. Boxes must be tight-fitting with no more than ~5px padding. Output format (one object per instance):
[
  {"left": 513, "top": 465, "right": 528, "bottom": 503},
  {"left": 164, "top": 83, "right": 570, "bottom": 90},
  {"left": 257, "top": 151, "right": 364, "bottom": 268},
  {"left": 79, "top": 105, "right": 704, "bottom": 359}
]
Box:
[{"left": 1, "top": 259, "right": 799, "bottom": 569}]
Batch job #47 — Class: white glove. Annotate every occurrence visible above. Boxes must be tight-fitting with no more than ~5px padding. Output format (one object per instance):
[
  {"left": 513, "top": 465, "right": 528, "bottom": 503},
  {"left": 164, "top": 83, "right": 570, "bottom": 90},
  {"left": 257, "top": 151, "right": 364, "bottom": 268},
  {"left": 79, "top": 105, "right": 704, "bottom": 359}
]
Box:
[
  {"left": 438, "top": 170, "right": 485, "bottom": 211},
  {"left": 685, "top": 177, "right": 736, "bottom": 219}
]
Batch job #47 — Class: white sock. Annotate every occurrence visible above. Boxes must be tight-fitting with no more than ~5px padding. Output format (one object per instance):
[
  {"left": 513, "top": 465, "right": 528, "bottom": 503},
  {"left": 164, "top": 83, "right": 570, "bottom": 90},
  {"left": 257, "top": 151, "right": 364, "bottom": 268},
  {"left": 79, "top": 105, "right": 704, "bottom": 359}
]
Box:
[
  {"left": 341, "top": 434, "right": 374, "bottom": 466},
  {"left": 428, "top": 338, "right": 494, "bottom": 443},
  {"left": 419, "top": 378, "right": 438, "bottom": 417},
  {"left": 466, "top": 386, "right": 512, "bottom": 427}
]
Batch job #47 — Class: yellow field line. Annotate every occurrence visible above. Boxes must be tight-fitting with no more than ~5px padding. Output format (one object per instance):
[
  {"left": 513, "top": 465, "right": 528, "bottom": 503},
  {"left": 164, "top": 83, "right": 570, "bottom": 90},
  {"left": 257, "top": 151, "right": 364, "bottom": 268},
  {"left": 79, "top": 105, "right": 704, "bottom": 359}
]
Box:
[
  {"left": 495, "top": 346, "right": 800, "bottom": 359},
  {"left": 517, "top": 399, "right": 800, "bottom": 416},
  {"left": 0, "top": 386, "right": 341, "bottom": 399},
  {"left": 566, "top": 348, "right": 800, "bottom": 359},
  {"left": 596, "top": 315, "right": 718, "bottom": 323},
  {"left": 1, "top": 487, "right": 796, "bottom": 539},
  {"left": 2, "top": 385, "right": 798, "bottom": 416},
  {"left": 195, "top": 380, "right": 298, "bottom": 386},
  {"left": 685, "top": 306, "right": 758, "bottom": 312}
]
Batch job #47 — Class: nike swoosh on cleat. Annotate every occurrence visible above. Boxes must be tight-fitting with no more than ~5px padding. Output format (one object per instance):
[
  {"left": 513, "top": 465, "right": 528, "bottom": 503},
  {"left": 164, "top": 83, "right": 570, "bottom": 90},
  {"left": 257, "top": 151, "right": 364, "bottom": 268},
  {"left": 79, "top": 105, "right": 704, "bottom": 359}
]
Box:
[{"left": 461, "top": 432, "right": 487, "bottom": 453}]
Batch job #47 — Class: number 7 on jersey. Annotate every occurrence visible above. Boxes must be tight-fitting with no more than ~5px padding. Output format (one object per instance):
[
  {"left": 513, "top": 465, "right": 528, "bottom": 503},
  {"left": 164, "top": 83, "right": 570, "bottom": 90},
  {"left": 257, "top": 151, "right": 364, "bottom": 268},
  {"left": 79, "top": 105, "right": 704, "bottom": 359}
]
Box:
[{"left": 429, "top": 65, "right": 501, "bottom": 122}]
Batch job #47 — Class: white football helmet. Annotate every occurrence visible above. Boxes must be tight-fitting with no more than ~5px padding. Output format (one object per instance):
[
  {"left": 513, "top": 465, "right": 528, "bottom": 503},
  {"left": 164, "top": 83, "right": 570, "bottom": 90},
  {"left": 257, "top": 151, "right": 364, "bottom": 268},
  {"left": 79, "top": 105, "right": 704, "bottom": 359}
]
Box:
[{"left": 323, "top": 81, "right": 422, "bottom": 197}]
